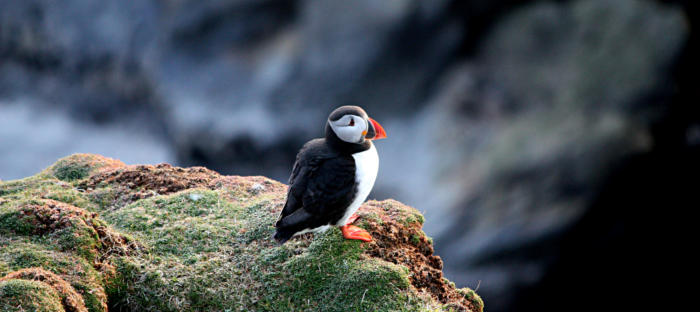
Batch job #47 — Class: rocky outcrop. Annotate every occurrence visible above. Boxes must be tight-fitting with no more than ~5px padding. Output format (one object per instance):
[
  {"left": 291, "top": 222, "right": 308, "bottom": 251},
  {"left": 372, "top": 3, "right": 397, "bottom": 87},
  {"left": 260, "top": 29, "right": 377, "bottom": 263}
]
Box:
[{"left": 0, "top": 154, "right": 482, "bottom": 312}]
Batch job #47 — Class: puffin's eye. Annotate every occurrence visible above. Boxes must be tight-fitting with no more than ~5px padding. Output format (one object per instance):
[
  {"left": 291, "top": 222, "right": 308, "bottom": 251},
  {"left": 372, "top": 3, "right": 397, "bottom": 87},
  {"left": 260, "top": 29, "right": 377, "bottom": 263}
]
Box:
[{"left": 348, "top": 118, "right": 355, "bottom": 126}]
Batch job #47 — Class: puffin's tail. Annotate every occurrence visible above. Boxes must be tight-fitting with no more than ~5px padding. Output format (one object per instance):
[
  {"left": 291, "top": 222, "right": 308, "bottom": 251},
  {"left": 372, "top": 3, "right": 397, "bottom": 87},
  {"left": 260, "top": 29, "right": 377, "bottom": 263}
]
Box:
[
  {"left": 273, "top": 208, "right": 314, "bottom": 244},
  {"left": 272, "top": 229, "right": 293, "bottom": 245}
]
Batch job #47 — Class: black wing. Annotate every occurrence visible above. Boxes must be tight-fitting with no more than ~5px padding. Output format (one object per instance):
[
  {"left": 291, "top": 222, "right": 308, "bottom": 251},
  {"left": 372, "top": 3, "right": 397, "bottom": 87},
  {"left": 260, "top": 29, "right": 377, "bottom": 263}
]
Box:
[
  {"left": 275, "top": 140, "right": 356, "bottom": 236},
  {"left": 299, "top": 155, "right": 356, "bottom": 216},
  {"left": 276, "top": 153, "right": 311, "bottom": 221}
]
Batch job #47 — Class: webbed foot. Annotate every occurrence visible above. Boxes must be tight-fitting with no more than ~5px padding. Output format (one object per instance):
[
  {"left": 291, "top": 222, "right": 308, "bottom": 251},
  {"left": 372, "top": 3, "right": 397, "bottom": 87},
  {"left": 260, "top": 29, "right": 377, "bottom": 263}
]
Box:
[{"left": 340, "top": 225, "right": 372, "bottom": 242}]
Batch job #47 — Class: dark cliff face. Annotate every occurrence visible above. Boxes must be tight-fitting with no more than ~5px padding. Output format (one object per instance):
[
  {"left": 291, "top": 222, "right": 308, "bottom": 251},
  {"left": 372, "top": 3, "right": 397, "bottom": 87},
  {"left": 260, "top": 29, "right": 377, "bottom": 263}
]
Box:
[{"left": 0, "top": 1, "right": 697, "bottom": 311}]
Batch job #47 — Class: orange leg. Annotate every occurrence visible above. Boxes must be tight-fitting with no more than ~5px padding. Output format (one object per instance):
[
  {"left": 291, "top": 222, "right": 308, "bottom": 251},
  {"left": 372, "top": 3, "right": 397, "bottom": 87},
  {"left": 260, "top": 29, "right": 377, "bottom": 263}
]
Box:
[
  {"left": 340, "top": 225, "right": 372, "bottom": 242},
  {"left": 345, "top": 213, "right": 360, "bottom": 225}
]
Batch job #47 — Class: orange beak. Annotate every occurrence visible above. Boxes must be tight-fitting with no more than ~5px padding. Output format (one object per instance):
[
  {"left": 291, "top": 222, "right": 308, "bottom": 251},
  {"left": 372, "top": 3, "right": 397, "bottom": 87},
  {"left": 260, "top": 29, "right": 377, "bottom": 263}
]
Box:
[{"left": 368, "top": 117, "right": 387, "bottom": 140}]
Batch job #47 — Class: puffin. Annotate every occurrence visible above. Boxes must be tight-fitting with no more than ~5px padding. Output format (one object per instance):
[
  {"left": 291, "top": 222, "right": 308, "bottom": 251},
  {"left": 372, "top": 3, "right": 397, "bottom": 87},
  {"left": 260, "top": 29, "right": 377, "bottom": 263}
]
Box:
[{"left": 273, "top": 106, "right": 387, "bottom": 244}]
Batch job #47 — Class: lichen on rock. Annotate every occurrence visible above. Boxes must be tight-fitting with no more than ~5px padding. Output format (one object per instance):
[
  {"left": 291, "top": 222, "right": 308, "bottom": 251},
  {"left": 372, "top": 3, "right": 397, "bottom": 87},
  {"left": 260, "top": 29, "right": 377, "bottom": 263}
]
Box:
[{"left": 0, "top": 153, "right": 481, "bottom": 311}]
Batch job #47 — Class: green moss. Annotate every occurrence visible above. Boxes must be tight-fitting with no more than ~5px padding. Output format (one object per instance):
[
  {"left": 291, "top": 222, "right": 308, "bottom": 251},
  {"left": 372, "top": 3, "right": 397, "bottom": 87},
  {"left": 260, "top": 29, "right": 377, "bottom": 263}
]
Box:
[
  {"left": 365, "top": 200, "right": 425, "bottom": 227},
  {"left": 86, "top": 188, "right": 118, "bottom": 211},
  {"left": 0, "top": 178, "right": 33, "bottom": 197},
  {"left": 402, "top": 213, "right": 425, "bottom": 226},
  {"left": 101, "top": 190, "right": 432, "bottom": 311},
  {"left": 46, "top": 154, "right": 117, "bottom": 183},
  {"left": 43, "top": 188, "right": 93, "bottom": 211},
  {"left": 0, "top": 200, "right": 102, "bottom": 262},
  {"left": 240, "top": 197, "right": 280, "bottom": 242},
  {"left": 109, "top": 254, "right": 236, "bottom": 311},
  {"left": 0, "top": 200, "right": 36, "bottom": 236},
  {"left": 0, "top": 210, "right": 36, "bottom": 236},
  {"left": 0, "top": 172, "right": 105, "bottom": 266},
  {"left": 99, "top": 189, "right": 259, "bottom": 311},
  {"left": 103, "top": 257, "right": 138, "bottom": 310},
  {"left": 104, "top": 189, "right": 244, "bottom": 255},
  {"left": 53, "top": 164, "right": 90, "bottom": 182},
  {"left": 457, "top": 288, "right": 484, "bottom": 312},
  {"left": 361, "top": 211, "right": 384, "bottom": 225},
  {"left": 0, "top": 279, "right": 65, "bottom": 312},
  {"left": 411, "top": 234, "right": 422, "bottom": 245},
  {"left": 0, "top": 176, "right": 94, "bottom": 213},
  {"left": 257, "top": 229, "right": 427, "bottom": 311},
  {"left": 0, "top": 238, "right": 107, "bottom": 312},
  {"left": 52, "top": 224, "right": 101, "bottom": 260}
]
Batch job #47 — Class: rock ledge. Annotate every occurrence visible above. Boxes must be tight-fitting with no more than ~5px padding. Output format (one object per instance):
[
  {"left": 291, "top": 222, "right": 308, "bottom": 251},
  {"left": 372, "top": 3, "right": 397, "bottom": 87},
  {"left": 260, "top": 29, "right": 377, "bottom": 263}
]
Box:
[{"left": 0, "top": 154, "right": 482, "bottom": 312}]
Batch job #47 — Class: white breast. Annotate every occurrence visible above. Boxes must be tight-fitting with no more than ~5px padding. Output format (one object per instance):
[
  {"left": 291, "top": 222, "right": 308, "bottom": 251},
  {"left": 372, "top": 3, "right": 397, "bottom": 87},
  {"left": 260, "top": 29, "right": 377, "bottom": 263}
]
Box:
[{"left": 337, "top": 142, "right": 379, "bottom": 225}]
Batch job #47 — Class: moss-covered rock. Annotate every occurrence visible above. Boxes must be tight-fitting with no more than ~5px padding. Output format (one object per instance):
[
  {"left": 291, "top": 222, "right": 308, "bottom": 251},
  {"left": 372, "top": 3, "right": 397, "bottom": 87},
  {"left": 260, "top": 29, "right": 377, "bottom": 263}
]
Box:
[
  {"left": 0, "top": 154, "right": 481, "bottom": 311},
  {"left": 0, "top": 279, "right": 65, "bottom": 312},
  {"left": 457, "top": 288, "right": 484, "bottom": 312},
  {"left": 0, "top": 238, "right": 109, "bottom": 312},
  {"left": 46, "top": 154, "right": 125, "bottom": 183},
  {"left": 0, "top": 268, "right": 89, "bottom": 312}
]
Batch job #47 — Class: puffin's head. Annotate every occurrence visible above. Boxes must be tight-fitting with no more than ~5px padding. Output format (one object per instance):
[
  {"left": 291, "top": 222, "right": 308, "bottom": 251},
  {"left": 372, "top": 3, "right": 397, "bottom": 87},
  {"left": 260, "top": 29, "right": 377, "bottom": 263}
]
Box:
[{"left": 327, "top": 105, "right": 387, "bottom": 144}]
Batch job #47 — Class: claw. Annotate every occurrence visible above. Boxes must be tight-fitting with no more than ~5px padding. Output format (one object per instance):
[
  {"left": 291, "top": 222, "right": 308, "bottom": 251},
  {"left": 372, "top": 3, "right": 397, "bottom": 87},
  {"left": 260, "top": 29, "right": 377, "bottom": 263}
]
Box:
[
  {"left": 345, "top": 213, "right": 360, "bottom": 225},
  {"left": 340, "top": 225, "right": 372, "bottom": 242}
]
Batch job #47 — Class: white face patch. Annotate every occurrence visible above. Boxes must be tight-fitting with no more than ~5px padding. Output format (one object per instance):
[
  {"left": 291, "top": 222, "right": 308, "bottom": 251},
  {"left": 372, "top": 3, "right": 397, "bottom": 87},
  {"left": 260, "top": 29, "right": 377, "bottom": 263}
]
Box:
[{"left": 329, "top": 114, "right": 367, "bottom": 143}]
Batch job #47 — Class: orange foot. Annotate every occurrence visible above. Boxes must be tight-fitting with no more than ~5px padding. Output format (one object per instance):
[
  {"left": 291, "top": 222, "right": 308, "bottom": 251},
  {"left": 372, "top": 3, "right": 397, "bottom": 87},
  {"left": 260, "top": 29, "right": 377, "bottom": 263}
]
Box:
[
  {"left": 340, "top": 225, "right": 372, "bottom": 242},
  {"left": 345, "top": 213, "right": 360, "bottom": 225}
]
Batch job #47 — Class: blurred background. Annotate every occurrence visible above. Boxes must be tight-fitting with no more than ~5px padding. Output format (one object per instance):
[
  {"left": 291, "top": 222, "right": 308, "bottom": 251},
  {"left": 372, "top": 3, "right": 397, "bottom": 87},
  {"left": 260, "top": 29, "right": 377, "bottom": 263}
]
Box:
[{"left": 1, "top": 0, "right": 697, "bottom": 311}]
